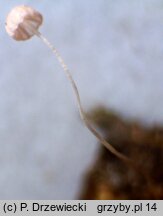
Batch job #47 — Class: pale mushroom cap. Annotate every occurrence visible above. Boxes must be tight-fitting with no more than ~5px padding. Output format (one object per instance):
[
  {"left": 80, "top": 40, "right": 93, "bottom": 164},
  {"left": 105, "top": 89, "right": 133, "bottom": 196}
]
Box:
[{"left": 5, "top": 5, "right": 43, "bottom": 41}]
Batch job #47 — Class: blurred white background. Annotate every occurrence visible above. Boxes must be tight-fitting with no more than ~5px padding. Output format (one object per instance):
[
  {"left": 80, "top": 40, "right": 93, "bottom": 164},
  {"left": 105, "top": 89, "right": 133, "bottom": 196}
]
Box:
[{"left": 0, "top": 0, "right": 163, "bottom": 199}]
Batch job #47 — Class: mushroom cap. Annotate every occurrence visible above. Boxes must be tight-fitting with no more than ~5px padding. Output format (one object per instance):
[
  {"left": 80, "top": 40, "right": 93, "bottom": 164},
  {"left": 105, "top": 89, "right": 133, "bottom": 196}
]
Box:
[{"left": 5, "top": 5, "right": 43, "bottom": 41}]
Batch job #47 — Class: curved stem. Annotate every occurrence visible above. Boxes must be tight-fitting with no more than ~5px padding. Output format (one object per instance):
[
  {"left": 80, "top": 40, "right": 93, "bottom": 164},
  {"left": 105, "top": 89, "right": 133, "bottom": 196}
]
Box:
[{"left": 35, "top": 31, "right": 134, "bottom": 165}]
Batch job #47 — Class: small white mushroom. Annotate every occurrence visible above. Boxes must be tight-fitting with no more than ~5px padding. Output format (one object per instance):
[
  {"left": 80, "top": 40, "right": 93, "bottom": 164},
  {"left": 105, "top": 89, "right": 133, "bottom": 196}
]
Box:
[
  {"left": 5, "top": 5, "right": 43, "bottom": 40},
  {"left": 5, "top": 5, "right": 132, "bottom": 165}
]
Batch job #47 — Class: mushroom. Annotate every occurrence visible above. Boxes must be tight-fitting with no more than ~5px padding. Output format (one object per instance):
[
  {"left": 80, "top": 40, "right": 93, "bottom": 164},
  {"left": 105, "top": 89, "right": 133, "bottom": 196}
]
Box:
[{"left": 5, "top": 5, "right": 132, "bottom": 164}]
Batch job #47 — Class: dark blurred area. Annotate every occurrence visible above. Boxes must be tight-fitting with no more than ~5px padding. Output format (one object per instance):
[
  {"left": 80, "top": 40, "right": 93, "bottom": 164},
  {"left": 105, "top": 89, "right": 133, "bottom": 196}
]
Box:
[{"left": 79, "top": 107, "right": 163, "bottom": 199}]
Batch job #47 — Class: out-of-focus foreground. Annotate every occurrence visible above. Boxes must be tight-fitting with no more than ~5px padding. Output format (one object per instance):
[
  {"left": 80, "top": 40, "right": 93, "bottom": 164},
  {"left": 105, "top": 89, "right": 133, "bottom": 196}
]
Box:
[{"left": 80, "top": 107, "right": 163, "bottom": 199}]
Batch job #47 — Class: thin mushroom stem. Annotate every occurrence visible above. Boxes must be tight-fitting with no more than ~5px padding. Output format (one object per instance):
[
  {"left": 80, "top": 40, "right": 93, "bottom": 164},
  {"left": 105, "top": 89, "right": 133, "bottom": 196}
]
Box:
[
  {"left": 35, "top": 31, "right": 132, "bottom": 164},
  {"left": 35, "top": 32, "right": 153, "bottom": 192}
]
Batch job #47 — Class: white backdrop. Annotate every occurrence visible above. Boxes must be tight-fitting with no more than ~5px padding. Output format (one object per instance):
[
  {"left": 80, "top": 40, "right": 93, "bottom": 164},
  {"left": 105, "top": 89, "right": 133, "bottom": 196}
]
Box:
[{"left": 0, "top": 0, "right": 163, "bottom": 199}]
